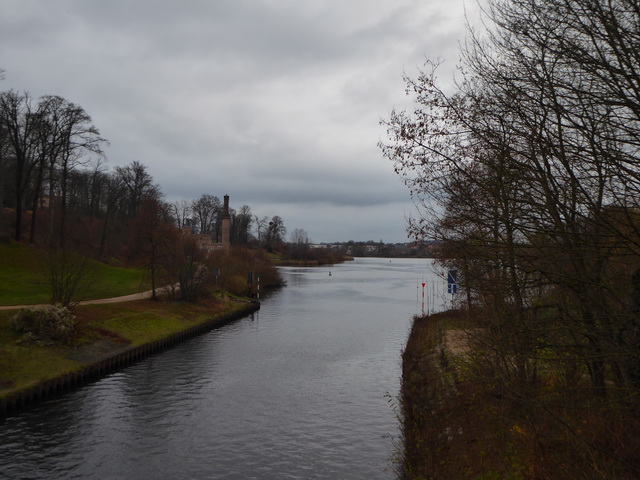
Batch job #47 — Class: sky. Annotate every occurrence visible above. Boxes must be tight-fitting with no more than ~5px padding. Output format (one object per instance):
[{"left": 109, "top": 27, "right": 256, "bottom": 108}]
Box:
[{"left": 0, "top": 0, "right": 475, "bottom": 243}]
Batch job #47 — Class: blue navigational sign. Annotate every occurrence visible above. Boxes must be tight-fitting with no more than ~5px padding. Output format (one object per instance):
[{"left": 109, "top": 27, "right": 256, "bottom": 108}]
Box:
[{"left": 447, "top": 270, "right": 458, "bottom": 294}]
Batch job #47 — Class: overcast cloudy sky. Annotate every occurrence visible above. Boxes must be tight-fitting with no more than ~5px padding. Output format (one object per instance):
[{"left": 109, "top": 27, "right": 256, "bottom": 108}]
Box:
[{"left": 0, "top": 0, "right": 475, "bottom": 243}]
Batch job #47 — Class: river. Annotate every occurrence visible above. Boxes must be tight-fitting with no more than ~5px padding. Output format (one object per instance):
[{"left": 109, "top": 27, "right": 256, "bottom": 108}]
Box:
[{"left": 0, "top": 257, "right": 448, "bottom": 479}]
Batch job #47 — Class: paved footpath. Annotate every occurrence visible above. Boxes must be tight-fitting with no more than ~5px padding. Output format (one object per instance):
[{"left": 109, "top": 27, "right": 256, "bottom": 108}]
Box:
[{"left": 0, "top": 290, "right": 155, "bottom": 311}]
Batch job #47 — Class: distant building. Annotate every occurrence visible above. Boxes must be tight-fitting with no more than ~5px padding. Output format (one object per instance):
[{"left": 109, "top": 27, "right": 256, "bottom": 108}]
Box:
[
  {"left": 181, "top": 194, "right": 231, "bottom": 252},
  {"left": 221, "top": 194, "right": 231, "bottom": 252},
  {"left": 181, "top": 226, "right": 224, "bottom": 251}
]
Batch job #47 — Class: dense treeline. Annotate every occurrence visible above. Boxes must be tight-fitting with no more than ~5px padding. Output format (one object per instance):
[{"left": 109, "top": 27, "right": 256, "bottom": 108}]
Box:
[
  {"left": 382, "top": 0, "right": 640, "bottom": 476},
  {"left": 0, "top": 89, "right": 291, "bottom": 255},
  {"left": 0, "top": 88, "right": 290, "bottom": 303},
  {"left": 0, "top": 89, "right": 163, "bottom": 256},
  {"left": 0, "top": 91, "right": 107, "bottom": 247}
]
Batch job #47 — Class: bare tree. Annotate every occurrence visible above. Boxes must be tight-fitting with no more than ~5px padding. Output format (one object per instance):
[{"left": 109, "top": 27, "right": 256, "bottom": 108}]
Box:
[
  {"left": 265, "top": 215, "right": 286, "bottom": 250},
  {"left": 39, "top": 96, "right": 106, "bottom": 247},
  {"left": 290, "top": 228, "right": 310, "bottom": 245},
  {"left": 232, "top": 204, "right": 252, "bottom": 244},
  {"left": 129, "top": 198, "right": 177, "bottom": 300},
  {"left": 115, "top": 160, "right": 160, "bottom": 218},
  {"left": 0, "top": 91, "right": 42, "bottom": 241},
  {"left": 382, "top": 0, "right": 640, "bottom": 472},
  {"left": 172, "top": 199, "right": 191, "bottom": 229},
  {"left": 162, "top": 235, "right": 215, "bottom": 302},
  {"left": 0, "top": 122, "right": 9, "bottom": 240},
  {"left": 254, "top": 215, "right": 269, "bottom": 245},
  {"left": 191, "top": 194, "right": 220, "bottom": 235},
  {"left": 98, "top": 172, "right": 126, "bottom": 259},
  {"left": 46, "top": 248, "right": 95, "bottom": 307}
]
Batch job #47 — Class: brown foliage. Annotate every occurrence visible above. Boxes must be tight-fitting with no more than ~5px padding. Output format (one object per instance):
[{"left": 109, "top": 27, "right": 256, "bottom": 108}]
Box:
[
  {"left": 209, "top": 247, "right": 281, "bottom": 297},
  {"left": 401, "top": 310, "right": 640, "bottom": 479}
]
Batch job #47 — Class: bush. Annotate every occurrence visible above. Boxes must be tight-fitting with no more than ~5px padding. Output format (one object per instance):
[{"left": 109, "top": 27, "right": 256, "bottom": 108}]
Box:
[
  {"left": 226, "top": 274, "right": 250, "bottom": 296},
  {"left": 10, "top": 304, "right": 77, "bottom": 346},
  {"left": 46, "top": 249, "right": 93, "bottom": 307},
  {"left": 210, "top": 247, "right": 282, "bottom": 295}
]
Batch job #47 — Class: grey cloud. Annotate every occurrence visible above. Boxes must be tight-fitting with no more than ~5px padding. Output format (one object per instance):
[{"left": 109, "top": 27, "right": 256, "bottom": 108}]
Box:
[{"left": 0, "top": 0, "right": 474, "bottom": 243}]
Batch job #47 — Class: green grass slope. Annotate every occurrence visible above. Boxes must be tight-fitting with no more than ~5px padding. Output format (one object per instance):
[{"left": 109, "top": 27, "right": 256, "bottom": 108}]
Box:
[{"left": 0, "top": 242, "right": 148, "bottom": 306}]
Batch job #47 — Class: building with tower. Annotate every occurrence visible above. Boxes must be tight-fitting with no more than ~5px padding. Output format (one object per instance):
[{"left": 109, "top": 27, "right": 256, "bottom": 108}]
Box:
[{"left": 221, "top": 194, "right": 231, "bottom": 252}]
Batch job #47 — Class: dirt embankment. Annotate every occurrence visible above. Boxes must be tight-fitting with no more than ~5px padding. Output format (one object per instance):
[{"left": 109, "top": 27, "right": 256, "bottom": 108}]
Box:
[{"left": 399, "top": 310, "right": 521, "bottom": 479}]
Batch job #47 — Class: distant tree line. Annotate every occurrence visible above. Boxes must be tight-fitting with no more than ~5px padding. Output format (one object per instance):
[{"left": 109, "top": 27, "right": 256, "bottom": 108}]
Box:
[
  {"left": 0, "top": 85, "right": 295, "bottom": 303},
  {"left": 338, "top": 240, "right": 431, "bottom": 258},
  {"left": 0, "top": 91, "right": 108, "bottom": 247},
  {"left": 382, "top": 0, "right": 640, "bottom": 475},
  {"left": 0, "top": 88, "right": 293, "bottom": 255},
  {"left": 173, "top": 195, "right": 287, "bottom": 251}
]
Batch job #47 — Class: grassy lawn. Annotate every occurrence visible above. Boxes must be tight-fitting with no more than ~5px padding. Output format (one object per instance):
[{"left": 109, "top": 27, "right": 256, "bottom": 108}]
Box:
[
  {"left": 0, "top": 242, "right": 148, "bottom": 306},
  {"left": 0, "top": 314, "right": 82, "bottom": 391},
  {"left": 0, "top": 295, "right": 252, "bottom": 398},
  {"left": 75, "top": 297, "right": 243, "bottom": 346},
  {"left": 0, "top": 241, "right": 259, "bottom": 402}
]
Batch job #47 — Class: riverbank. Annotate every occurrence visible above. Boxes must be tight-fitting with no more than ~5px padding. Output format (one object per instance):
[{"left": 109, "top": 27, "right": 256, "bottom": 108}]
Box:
[
  {"left": 0, "top": 296, "right": 259, "bottom": 416},
  {"left": 400, "top": 310, "right": 640, "bottom": 479},
  {"left": 400, "top": 310, "right": 537, "bottom": 479},
  {"left": 275, "top": 256, "right": 354, "bottom": 266}
]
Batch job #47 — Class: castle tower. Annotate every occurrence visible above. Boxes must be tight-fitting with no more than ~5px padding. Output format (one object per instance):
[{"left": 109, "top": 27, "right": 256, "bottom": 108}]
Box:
[{"left": 221, "top": 194, "right": 231, "bottom": 252}]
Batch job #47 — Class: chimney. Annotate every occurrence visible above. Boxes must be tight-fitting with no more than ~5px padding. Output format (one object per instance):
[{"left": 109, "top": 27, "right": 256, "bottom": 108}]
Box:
[{"left": 222, "top": 194, "right": 231, "bottom": 251}]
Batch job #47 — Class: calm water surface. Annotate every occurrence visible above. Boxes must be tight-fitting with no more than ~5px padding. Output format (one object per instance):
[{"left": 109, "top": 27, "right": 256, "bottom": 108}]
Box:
[{"left": 0, "top": 258, "right": 447, "bottom": 479}]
